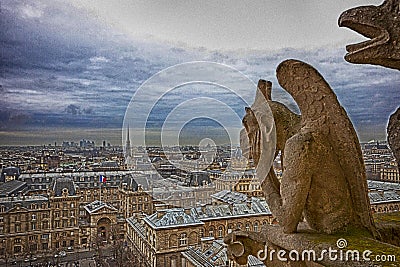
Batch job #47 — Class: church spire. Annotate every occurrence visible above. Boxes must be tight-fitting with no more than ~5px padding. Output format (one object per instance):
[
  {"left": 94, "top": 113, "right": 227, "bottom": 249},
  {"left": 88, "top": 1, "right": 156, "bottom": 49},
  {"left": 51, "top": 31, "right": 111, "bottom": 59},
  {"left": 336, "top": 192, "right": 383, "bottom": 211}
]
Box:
[{"left": 125, "top": 125, "right": 131, "bottom": 159}]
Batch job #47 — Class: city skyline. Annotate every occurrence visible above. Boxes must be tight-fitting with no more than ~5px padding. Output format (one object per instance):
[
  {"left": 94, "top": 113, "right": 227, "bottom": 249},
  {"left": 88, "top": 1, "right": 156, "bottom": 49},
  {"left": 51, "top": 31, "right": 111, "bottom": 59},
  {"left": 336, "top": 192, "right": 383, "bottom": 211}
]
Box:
[{"left": 1, "top": 0, "right": 400, "bottom": 146}]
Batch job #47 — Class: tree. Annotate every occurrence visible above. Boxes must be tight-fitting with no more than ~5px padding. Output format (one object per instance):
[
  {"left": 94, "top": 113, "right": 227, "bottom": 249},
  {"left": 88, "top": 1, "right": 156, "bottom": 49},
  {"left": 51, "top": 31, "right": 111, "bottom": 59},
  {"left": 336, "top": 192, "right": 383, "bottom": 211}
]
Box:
[{"left": 109, "top": 224, "right": 138, "bottom": 267}]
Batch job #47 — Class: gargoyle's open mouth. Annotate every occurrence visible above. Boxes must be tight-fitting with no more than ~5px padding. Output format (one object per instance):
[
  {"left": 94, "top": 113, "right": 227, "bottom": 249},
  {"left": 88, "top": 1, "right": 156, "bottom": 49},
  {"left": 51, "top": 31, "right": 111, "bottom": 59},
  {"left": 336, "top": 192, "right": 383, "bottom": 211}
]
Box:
[{"left": 338, "top": 19, "right": 389, "bottom": 57}]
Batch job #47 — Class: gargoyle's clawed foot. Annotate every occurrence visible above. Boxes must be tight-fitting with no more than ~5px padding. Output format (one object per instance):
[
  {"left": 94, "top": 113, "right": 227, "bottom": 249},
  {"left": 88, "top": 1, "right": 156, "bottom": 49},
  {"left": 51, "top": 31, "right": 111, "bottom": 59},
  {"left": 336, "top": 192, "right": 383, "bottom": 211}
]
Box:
[{"left": 224, "top": 230, "right": 266, "bottom": 265}]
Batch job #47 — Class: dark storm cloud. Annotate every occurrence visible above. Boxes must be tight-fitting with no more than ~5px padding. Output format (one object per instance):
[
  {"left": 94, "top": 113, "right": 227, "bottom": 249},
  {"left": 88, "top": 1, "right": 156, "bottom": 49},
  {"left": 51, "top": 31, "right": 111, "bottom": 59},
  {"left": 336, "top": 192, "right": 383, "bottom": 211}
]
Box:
[{"left": 0, "top": 109, "right": 32, "bottom": 130}]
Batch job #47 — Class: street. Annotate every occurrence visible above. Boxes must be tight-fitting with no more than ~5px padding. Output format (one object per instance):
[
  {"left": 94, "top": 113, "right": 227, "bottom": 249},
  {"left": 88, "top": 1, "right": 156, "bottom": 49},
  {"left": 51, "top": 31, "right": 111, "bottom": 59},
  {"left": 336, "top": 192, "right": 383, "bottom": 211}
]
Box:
[{"left": 0, "top": 249, "right": 114, "bottom": 267}]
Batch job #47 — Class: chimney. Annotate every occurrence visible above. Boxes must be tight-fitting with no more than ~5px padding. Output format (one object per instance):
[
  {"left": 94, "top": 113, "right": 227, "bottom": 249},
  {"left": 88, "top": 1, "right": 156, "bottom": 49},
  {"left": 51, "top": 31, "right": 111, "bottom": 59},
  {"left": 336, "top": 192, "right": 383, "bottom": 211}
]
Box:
[
  {"left": 246, "top": 200, "right": 252, "bottom": 209},
  {"left": 228, "top": 203, "right": 233, "bottom": 213},
  {"left": 157, "top": 210, "right": 166, "bottom": 219},
  {"left": 184, "top": 208, "right": 192, "bottom": 215},
  {"left": 246, "top": 195, "right": 252, "bottom": 209},
  {"left": 201, "top": 205, "right": 206, "bottom": 214},
  {"left": 154, "top": 203, "right": 167, "bottom": 211}
]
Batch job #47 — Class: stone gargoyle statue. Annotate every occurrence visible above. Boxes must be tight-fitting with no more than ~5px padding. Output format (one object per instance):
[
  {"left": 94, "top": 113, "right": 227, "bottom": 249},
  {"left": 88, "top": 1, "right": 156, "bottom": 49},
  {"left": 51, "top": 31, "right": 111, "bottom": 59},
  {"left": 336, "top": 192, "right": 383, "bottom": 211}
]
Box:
[
  {"left": 240, "top": 79, "right": 300, "bottom": 170},
  {"left": 338, "top": 0, "right": 400, "bottom": 70},
  {"left": 257, "top": 79, "right": 301, "bottom": 168},
  {"left": 225, "top": 59, "right": 379, "bottom": 266},
  {"left": 388, "top": 109, "right": 400, "bottom": 171},
  {"left": 339, "top": 0, "right": 400, "bottom": 172}
]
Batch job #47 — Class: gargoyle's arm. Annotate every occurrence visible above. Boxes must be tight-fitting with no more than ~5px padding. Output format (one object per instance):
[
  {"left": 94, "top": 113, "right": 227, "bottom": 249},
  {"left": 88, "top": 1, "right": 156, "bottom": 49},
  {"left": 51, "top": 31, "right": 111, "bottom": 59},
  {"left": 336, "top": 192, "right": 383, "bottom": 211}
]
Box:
[
  {"left": 269, "top": 132, "right": 313, "bottom": 234},
  {"left": 261, "top": 168, "right": 282, "bottom": 211}
]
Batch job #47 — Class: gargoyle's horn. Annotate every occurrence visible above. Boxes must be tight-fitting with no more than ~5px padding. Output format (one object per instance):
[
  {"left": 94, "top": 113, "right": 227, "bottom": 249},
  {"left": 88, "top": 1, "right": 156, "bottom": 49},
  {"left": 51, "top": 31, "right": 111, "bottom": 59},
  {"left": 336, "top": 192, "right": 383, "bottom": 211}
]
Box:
[{"left": 381, "top": 0, "right": 400, "bottom": 13}]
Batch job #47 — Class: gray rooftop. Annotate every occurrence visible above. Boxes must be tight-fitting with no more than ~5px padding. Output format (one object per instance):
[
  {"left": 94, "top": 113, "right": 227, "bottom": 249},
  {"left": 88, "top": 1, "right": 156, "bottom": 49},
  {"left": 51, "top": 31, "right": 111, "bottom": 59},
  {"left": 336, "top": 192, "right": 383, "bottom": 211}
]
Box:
[
  {"left": 367, "top": 180, "right": 400, "bottom": 191},
  {"left": 0, "top": 180, "right": 27, "bottom": 197},
  {"left": 126, "top": 217, "right": 146, "bottom": 239},
  {"left": 52, "top": 177, "right": 76, "bottom": 196},
  {"left": 84, "top": 200, "right": 117, "bottom": 214},
  {"left": 17, "top": 171, "right": 152, "bottom": 192},
  {"left": 144, "top": 208, "right": 204, "bottom": 229},
  {"left": 182, "top": 246, "right": 222, "bottom": 267},
  {"left": 211, "top": 190, "right": 248, "bottom": 204},
  {"left": 193, "top": 199, "right": 271, "bottom": 221},
  {"left": 0, "top": 195, "right": 48, "bottom": 211},
  {"left": 182, "top": 240, "right": 265, "bottom": 267},
  {"left": 369, "top": 191, "right": 400, "bottom": 204},
  {"left": 140, "top": 192, "right": 271, "bottom": 230}
]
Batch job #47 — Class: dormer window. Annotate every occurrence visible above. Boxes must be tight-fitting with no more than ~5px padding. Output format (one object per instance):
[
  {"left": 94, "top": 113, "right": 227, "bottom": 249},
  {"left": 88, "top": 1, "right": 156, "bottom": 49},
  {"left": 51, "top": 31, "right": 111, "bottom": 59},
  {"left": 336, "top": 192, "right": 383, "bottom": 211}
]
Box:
[{"left": 179, "top": 233, "right": 187, "bottom": 246}]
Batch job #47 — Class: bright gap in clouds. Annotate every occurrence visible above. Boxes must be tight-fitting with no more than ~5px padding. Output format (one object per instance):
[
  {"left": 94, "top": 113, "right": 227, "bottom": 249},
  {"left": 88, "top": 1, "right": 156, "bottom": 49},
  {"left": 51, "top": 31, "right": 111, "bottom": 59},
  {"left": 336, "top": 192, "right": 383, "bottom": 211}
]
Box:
[{"left": 70, "top": 0, "right": 382, "bottom": 50}]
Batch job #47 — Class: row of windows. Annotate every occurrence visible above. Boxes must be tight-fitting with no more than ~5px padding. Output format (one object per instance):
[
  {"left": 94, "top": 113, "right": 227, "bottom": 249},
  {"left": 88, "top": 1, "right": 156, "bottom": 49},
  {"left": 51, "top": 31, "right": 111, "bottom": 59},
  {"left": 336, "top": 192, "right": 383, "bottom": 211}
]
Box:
[
  {"left": 168, "top": 232, "right": 198, "bottom": 248},
  {"left": 54, "top": 211, "right": 75, "bottom": 217},
  {"left": 1, "top": 212, "right": 50, "bottom": 223},
  {"left": 236, "top": 184, "right": 261, "bottom": 192},
  {"left": 9, "top": 219, "right": 77, "bottom": 232},
  {"left": 52, "top": 202, "right": 76, "bottom": 209},
  {"left": 129, "top": 204, "right": 149, "bottom": 211},
  {"left": 163, "top": 221, "right": 270, "bottom": 249},
  {"left": 10, "top": 232, "right": 72, "bottom": 244},
  {"left": 28, "top": 203, "right": 48, "bottom": 210},
  {"left": 372, "top": 204, "right": 400, "bottom": 213},
  {"left": 26, "top": 175, "right": 129, "bottom": 184},
  {"left": 9, "top": 239, "right": 74, "bottom": 254}
]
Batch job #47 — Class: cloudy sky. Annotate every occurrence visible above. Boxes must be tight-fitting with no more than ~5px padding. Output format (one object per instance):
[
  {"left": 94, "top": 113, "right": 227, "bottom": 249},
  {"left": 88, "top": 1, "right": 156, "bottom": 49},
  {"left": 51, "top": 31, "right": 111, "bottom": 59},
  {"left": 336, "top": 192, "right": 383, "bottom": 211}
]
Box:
[{"left": 1, "top": 0, "right": 399, "bottom": 145}]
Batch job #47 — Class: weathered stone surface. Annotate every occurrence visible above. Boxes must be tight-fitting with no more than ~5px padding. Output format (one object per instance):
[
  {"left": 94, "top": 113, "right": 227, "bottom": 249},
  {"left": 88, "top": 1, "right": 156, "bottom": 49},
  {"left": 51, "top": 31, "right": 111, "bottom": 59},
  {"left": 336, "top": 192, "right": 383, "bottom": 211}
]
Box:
[
  {"left": 242, "top": 79, "right": 300, "bottom": 168},
  {"left": 374, "top": 211, "right": 400, "bottom": 246},
  {"left": 226, "top": 59, "right": 380, "bottom": 266},
  {"left": 224, "top": 230, "right": 310, "bottom": 267},
  {"left": 262, "top": 224, "right": 383, "bottom": 267},
  {"left": 388, "top": 107, "right": 400, "bottom": 172},
  {"left": 241, "top": 79, "right": 301, "bottom": 214},
  {"left": 227, "top": 1, "right": 400, "bottom": 264},
  {"left": 269, "top": 59, "right": 376, "bottom": 236},
  {"left": 339, "top": 0, "right": 400, "bottom": 178},
  {"left": 225, "top": 216, "right": 400, "bottom": 266},
  {"left": 258, "top": 79, "right": 301, "bottom": 166},
  {"left": 338, "top": 0, "right": 400, "bottom": 70}
]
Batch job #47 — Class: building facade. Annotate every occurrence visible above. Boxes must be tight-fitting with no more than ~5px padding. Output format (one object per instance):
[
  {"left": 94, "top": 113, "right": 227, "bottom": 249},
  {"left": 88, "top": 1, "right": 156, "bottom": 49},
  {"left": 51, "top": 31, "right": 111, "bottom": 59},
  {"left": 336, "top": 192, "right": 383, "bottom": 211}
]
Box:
[
  {"left": 368, "top": 180, "right": 400, "bottom": 213},
  {"left": 210, "top": 169, "right": 264, "bottom": 197},
  {"left": 0, "top": 171, "right": 154, "bottom": 260},
  {"left": 380, "top": 163, "right": 400, "bottom": 183},
  {"left": 126, "top": 191, "right": 273, "bottom": 267}
]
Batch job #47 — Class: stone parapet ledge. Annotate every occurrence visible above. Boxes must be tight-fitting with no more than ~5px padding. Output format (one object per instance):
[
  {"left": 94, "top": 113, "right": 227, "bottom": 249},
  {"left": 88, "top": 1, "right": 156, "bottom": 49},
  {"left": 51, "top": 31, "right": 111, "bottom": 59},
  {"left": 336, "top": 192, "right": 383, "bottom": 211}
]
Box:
[
  {"left": 225, "top": 218, "right": 400, "bottom": 267},
  {"left": 262, "top": 222, "right": 400, "bottom": 267}
]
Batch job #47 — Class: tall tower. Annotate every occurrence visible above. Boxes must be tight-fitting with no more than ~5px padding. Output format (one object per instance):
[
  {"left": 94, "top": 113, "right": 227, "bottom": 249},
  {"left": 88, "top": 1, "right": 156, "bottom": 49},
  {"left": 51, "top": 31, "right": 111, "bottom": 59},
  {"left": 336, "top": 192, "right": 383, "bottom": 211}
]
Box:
[{"left": 125, "top": 125, "right": 132, "bottom": 159}]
